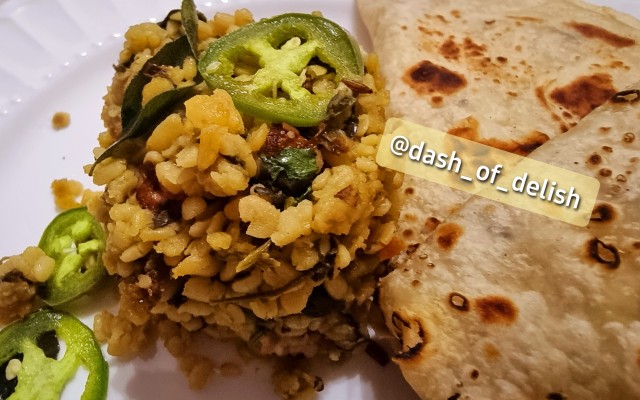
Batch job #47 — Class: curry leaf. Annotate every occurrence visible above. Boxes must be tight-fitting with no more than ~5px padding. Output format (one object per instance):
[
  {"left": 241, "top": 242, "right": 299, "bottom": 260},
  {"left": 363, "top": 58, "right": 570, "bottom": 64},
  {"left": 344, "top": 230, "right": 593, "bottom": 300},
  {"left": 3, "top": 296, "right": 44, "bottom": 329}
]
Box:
[
  {"left": 90, "top": 85, "right": 196, "bottom": 174},
  {"left": 260, "top": 148, "right": 320, "bottom": 196},
  {"left": 181, "top": 0, "right": 200, "bottom": 58},
  {"left": 121, "top": 35, "right": 193, "bottom": 130},
  {"left": 261, "top": 148, "right": 319, "bottom": 183},
  {"left": 91, "top": 33, "right": 200, "bottom": 174}
]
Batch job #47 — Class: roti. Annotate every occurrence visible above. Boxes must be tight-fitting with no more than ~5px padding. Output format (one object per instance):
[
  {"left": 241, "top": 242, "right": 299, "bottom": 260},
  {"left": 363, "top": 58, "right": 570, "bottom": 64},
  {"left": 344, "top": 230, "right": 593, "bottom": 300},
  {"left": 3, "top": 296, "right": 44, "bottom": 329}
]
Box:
[
  {"left": 357, "top": 0, "right": 640, "bottom": 244},
  {"left": 379, "top": 84, "right": 640, "bottom": 399}
]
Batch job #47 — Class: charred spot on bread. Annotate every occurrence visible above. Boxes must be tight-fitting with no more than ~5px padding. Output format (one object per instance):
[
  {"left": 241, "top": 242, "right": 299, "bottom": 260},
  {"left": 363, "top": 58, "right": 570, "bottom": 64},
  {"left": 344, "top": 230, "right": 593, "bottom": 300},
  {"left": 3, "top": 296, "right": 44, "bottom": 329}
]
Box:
[
  {"left": 535, "top": 86, "right": 549, "bottom": 109},
  {"left": 546, "top": 392, "right": 567, "bottom": 400},
  {"left": 405, "top": 243, "right": 420, "bottom": 256},
  {"left": 424, "top": 217, "right": 441, "bottom": 232},
  {"left": 483, "top": 343, "right": 501, "bottom": 359},
  {"left": 587, "top": 238, "right": 620, "bottom": 269},
  {"left": 568, "top": 22, "right": 636, "bottom": 48},
  {"left": 449, "top": 292, "right": 470, "bottom": 311},
  {"left": 599, "top": 168, "right": 613, "bottom": 177},
  {"left": 404, "top": 212, "right": 418, "bottom": 222},
  {"left": 463, "top": 37, "right": 486, "bottom": 57},
  {"left": 403, "top": 60, "right": 467, "bottom": 95},
  {"left": 507, "top": 15, "right": 542, "bottom": 22},
  {"left": 447, "top": 117, "right": 549, "bottom": 155},
  {"left": 588, "top": 152, "right": 603, "bottom": 165},
  {"left": 611, "top": 89, "right": 640, "bottom": 103},
  {"left": 431, "top": 95, "right": 444, "bottom": 106},
  {"left": 475, "top": 296, "right": 518, "bottom": 324},
  {"left": 448, "top": 116, "right": 480, "bottom": 140},
  {"left": 390, "top": 311, "right": 427, "bottom": 361},
  {"left": 590, "top": 203, "right": 616, "bottom": 222},
  {"left": 439, "top": 38, "right": 461, "bottom": 60},
  {"left": 513, "top": 131, "right": 550, "bottom": 155},
  {"left": 623, "top": 132, "right": 636, "bottom": 143},
  {"left": 435, "top": 223, "right": 464, "bottom": 251},
  {"left": 550, "top": 74, "right": 616, "bottom": 118}
]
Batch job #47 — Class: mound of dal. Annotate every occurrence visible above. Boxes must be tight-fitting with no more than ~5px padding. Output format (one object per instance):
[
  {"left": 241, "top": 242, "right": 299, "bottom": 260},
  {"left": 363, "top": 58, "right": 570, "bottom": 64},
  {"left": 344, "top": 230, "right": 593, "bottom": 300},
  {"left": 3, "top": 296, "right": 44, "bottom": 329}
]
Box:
[{"left": 85, "top": 7, "right": 401, "bottom": 391}]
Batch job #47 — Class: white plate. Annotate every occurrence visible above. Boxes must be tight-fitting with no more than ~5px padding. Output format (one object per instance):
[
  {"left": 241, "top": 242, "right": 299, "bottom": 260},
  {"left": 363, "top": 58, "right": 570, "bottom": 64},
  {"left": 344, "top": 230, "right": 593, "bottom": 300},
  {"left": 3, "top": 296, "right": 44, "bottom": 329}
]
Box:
[{"left": 0, "top": 0, "right": 638, "bottom": 399}]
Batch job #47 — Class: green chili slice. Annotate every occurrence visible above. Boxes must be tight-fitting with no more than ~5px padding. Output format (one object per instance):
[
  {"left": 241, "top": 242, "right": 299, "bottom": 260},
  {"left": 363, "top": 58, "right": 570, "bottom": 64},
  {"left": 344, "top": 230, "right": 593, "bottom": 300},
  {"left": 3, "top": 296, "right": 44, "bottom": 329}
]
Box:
[
  {"left": 0, "top": 309, "right": 108, "bottom": 400},
  {"left": 198, "top": 13, "right": 364, "bottom": 127},
  {"left": 38, "top": 208, "right": 106, "bottom": 306}
]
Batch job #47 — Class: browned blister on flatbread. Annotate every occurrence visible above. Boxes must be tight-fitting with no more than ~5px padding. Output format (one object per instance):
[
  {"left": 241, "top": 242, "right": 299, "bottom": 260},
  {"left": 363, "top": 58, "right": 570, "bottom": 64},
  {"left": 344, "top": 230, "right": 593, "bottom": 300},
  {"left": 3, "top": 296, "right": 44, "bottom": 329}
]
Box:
[
  {"left": 358, "top": 0, "right": 640, "bottom": 244},
  {"left": 378, "top": 80, "right": 640, "bottom": 399}
]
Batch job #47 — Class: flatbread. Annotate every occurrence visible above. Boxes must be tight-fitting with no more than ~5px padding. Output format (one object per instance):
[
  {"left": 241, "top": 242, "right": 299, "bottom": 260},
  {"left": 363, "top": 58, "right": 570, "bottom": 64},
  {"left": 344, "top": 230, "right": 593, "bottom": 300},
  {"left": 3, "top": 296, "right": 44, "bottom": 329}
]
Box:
[
  {"left": 379, "top": 84, "right": 640, "bottom": 399},
  {"left": 357, "top": 0, "right": 640, "bottom": 243}
]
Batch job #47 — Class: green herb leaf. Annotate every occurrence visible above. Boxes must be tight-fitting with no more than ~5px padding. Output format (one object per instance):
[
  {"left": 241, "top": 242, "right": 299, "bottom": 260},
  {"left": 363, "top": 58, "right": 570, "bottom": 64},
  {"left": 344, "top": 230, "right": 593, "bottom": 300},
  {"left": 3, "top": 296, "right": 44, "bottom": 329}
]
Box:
[
  {"left": 260, "top": 148, "right": 319, "bottom": 196},
  {"left": 260, "top": 147, "right": 320, "bottom": 197},
  {"left": 90, "top": 85, "right": 195, "bottom": 174},
  {"left": 181, "top": 0, "right": 199, "bottom": 58},
  {"left": 261, "top": 148, "right": 319, "bottom": 183},
  {"left": 120, "top": 35, "right": 193, "bottom": 131}
]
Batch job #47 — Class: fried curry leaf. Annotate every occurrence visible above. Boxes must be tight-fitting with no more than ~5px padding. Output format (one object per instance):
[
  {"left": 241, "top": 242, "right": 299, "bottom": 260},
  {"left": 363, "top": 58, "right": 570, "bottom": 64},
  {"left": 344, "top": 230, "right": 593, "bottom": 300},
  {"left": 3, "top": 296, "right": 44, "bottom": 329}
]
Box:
[
  {"left": 260, "top": 148, "right": 319, "bottom": 194},
  {"left": 120, "top": 35, "right": 193, "bottom": 130},
  {"left": 91, "top": 85, "right": 196, "bottom": 174},
  {"left": 261, "top": 148, "right": 319, "bottom": 182},
  {"left": 90, "top": 34, "right": 199, "bottom": 174},
  {"left": 181, "top": 0, "right": 199, "bottom": 58}
]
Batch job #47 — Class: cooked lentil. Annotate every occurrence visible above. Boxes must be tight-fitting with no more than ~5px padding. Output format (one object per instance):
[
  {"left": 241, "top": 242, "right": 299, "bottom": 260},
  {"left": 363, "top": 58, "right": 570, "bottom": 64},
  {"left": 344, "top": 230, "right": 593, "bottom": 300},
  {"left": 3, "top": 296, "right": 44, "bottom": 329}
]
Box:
[{"left": 51, "top": 111, "right": 70, "bottom": 130}]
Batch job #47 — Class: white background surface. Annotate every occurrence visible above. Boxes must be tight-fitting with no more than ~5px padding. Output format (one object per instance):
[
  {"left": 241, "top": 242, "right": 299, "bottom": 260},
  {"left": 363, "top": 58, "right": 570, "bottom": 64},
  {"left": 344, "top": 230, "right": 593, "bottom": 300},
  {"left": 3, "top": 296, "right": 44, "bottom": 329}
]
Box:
[{"left": 0, "top": 0, "right": 638, "bottom": 399}]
